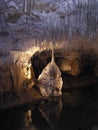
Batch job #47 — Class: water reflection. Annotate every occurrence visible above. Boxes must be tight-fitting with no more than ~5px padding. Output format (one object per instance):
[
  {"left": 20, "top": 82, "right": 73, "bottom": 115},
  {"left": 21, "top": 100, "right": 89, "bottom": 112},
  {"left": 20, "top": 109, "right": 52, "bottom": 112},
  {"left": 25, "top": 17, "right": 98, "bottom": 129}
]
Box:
[
  {"left": 1, "top": 90, "right": 98, "bottom": 130},
  {"left": 38, "top": 97, "right": 62, "bottom": 129},
  {"left": 24, "top": 110, "right": 32, "bottom": 127}
]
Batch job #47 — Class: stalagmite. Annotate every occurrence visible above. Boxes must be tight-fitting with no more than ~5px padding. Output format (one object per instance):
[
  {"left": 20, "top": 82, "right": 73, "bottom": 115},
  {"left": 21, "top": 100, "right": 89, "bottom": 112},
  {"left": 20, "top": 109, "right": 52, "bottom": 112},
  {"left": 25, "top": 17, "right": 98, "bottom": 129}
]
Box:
[{"left": 37, "top": 46, "right": 63, "bottom": 96}]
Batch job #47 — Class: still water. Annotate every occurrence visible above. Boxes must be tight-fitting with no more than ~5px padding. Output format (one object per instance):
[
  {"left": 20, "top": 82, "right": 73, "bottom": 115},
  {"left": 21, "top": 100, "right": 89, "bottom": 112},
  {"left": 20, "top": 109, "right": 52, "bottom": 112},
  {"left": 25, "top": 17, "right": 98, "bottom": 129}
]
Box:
[{"left": 0, "top": 86, "right": 98, "bottom": 130}]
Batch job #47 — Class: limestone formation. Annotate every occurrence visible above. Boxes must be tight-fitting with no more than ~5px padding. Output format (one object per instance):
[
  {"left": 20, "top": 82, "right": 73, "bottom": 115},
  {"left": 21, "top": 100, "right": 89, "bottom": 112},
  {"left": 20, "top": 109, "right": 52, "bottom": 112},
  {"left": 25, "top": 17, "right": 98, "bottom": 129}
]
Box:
[{"left": 38, "top": 48, "right": 63, "bottom": 96}]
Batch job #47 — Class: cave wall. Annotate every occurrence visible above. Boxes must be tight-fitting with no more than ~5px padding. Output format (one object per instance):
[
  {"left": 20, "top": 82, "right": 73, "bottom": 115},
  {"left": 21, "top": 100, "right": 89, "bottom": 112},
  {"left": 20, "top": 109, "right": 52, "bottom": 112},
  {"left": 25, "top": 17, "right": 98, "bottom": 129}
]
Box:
[{"left": 0, "top": 50, "right": 35, "bottom": 97}]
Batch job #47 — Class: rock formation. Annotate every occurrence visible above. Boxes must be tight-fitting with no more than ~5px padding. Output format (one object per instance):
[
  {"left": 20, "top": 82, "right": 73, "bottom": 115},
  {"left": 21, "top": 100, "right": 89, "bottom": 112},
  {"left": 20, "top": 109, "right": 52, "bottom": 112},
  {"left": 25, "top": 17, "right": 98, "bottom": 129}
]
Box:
[{"left": 37, "top": 47, "right": 63, "bottom": 96}]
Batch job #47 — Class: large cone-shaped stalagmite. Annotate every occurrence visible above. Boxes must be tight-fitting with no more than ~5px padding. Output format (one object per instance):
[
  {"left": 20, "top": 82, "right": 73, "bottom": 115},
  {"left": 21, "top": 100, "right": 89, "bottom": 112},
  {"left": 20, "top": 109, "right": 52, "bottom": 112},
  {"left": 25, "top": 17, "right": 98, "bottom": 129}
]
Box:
[{"left": 38, "top": 48, "right": 63, "bottom": 96}]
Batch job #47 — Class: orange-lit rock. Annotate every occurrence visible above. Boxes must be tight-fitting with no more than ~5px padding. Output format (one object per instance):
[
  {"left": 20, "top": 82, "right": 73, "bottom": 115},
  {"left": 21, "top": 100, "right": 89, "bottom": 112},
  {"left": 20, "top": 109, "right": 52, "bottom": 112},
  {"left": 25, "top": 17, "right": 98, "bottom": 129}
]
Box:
[{"left": 60, "top": 52, "right": 80, "bottom": 76}]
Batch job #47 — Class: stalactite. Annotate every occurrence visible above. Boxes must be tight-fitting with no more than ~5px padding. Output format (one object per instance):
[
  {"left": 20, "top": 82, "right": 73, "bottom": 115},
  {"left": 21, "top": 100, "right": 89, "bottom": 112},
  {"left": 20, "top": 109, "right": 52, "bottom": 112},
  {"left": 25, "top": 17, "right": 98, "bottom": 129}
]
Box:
[{"left": 24, "top": 0, "right": 27, "bottom": 13}]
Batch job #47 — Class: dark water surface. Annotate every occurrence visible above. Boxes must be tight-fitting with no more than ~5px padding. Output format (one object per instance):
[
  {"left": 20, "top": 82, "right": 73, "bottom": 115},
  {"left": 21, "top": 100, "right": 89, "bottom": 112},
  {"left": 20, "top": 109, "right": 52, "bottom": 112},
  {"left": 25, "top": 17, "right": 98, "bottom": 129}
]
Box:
[{"left": 1, "top": 85, "right": 98, "bottom": 130}]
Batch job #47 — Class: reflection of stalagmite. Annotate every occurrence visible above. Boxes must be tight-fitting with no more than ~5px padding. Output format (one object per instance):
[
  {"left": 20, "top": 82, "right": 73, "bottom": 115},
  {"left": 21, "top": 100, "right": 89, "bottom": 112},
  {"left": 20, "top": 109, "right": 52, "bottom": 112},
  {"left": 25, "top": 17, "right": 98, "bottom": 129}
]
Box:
[
  {"left": 24, "top": 110, "right": 32, "bottom": 127},
  {"left": 38, "top": 47, "right": 63, "bottom": 96},
  {"left": 23, "top": 109, "right": 38, "bottom": 130},
  {"left": 39, "top": 97, "right": 62, "bottom": 129}
]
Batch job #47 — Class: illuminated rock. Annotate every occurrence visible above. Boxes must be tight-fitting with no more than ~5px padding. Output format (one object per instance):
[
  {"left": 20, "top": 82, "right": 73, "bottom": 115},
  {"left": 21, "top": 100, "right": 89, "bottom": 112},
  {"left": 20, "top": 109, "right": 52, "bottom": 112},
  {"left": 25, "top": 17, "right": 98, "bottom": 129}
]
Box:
[
  {"left": 38, "top": 48, "right": 63, "bottom": 96},
  {"left": 0, "top": 50, "right": 35, "bottom": 99},
  {"left": 60, "top": 52, "right": 80, "bottom": 76}
]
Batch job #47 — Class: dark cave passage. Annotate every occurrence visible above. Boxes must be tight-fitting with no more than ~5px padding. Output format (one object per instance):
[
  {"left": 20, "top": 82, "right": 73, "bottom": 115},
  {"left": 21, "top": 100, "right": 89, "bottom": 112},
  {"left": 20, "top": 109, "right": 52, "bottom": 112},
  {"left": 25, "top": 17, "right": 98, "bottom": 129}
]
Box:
[{"left": 31, "top": 49, "right": 53, "bottom": 79}]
